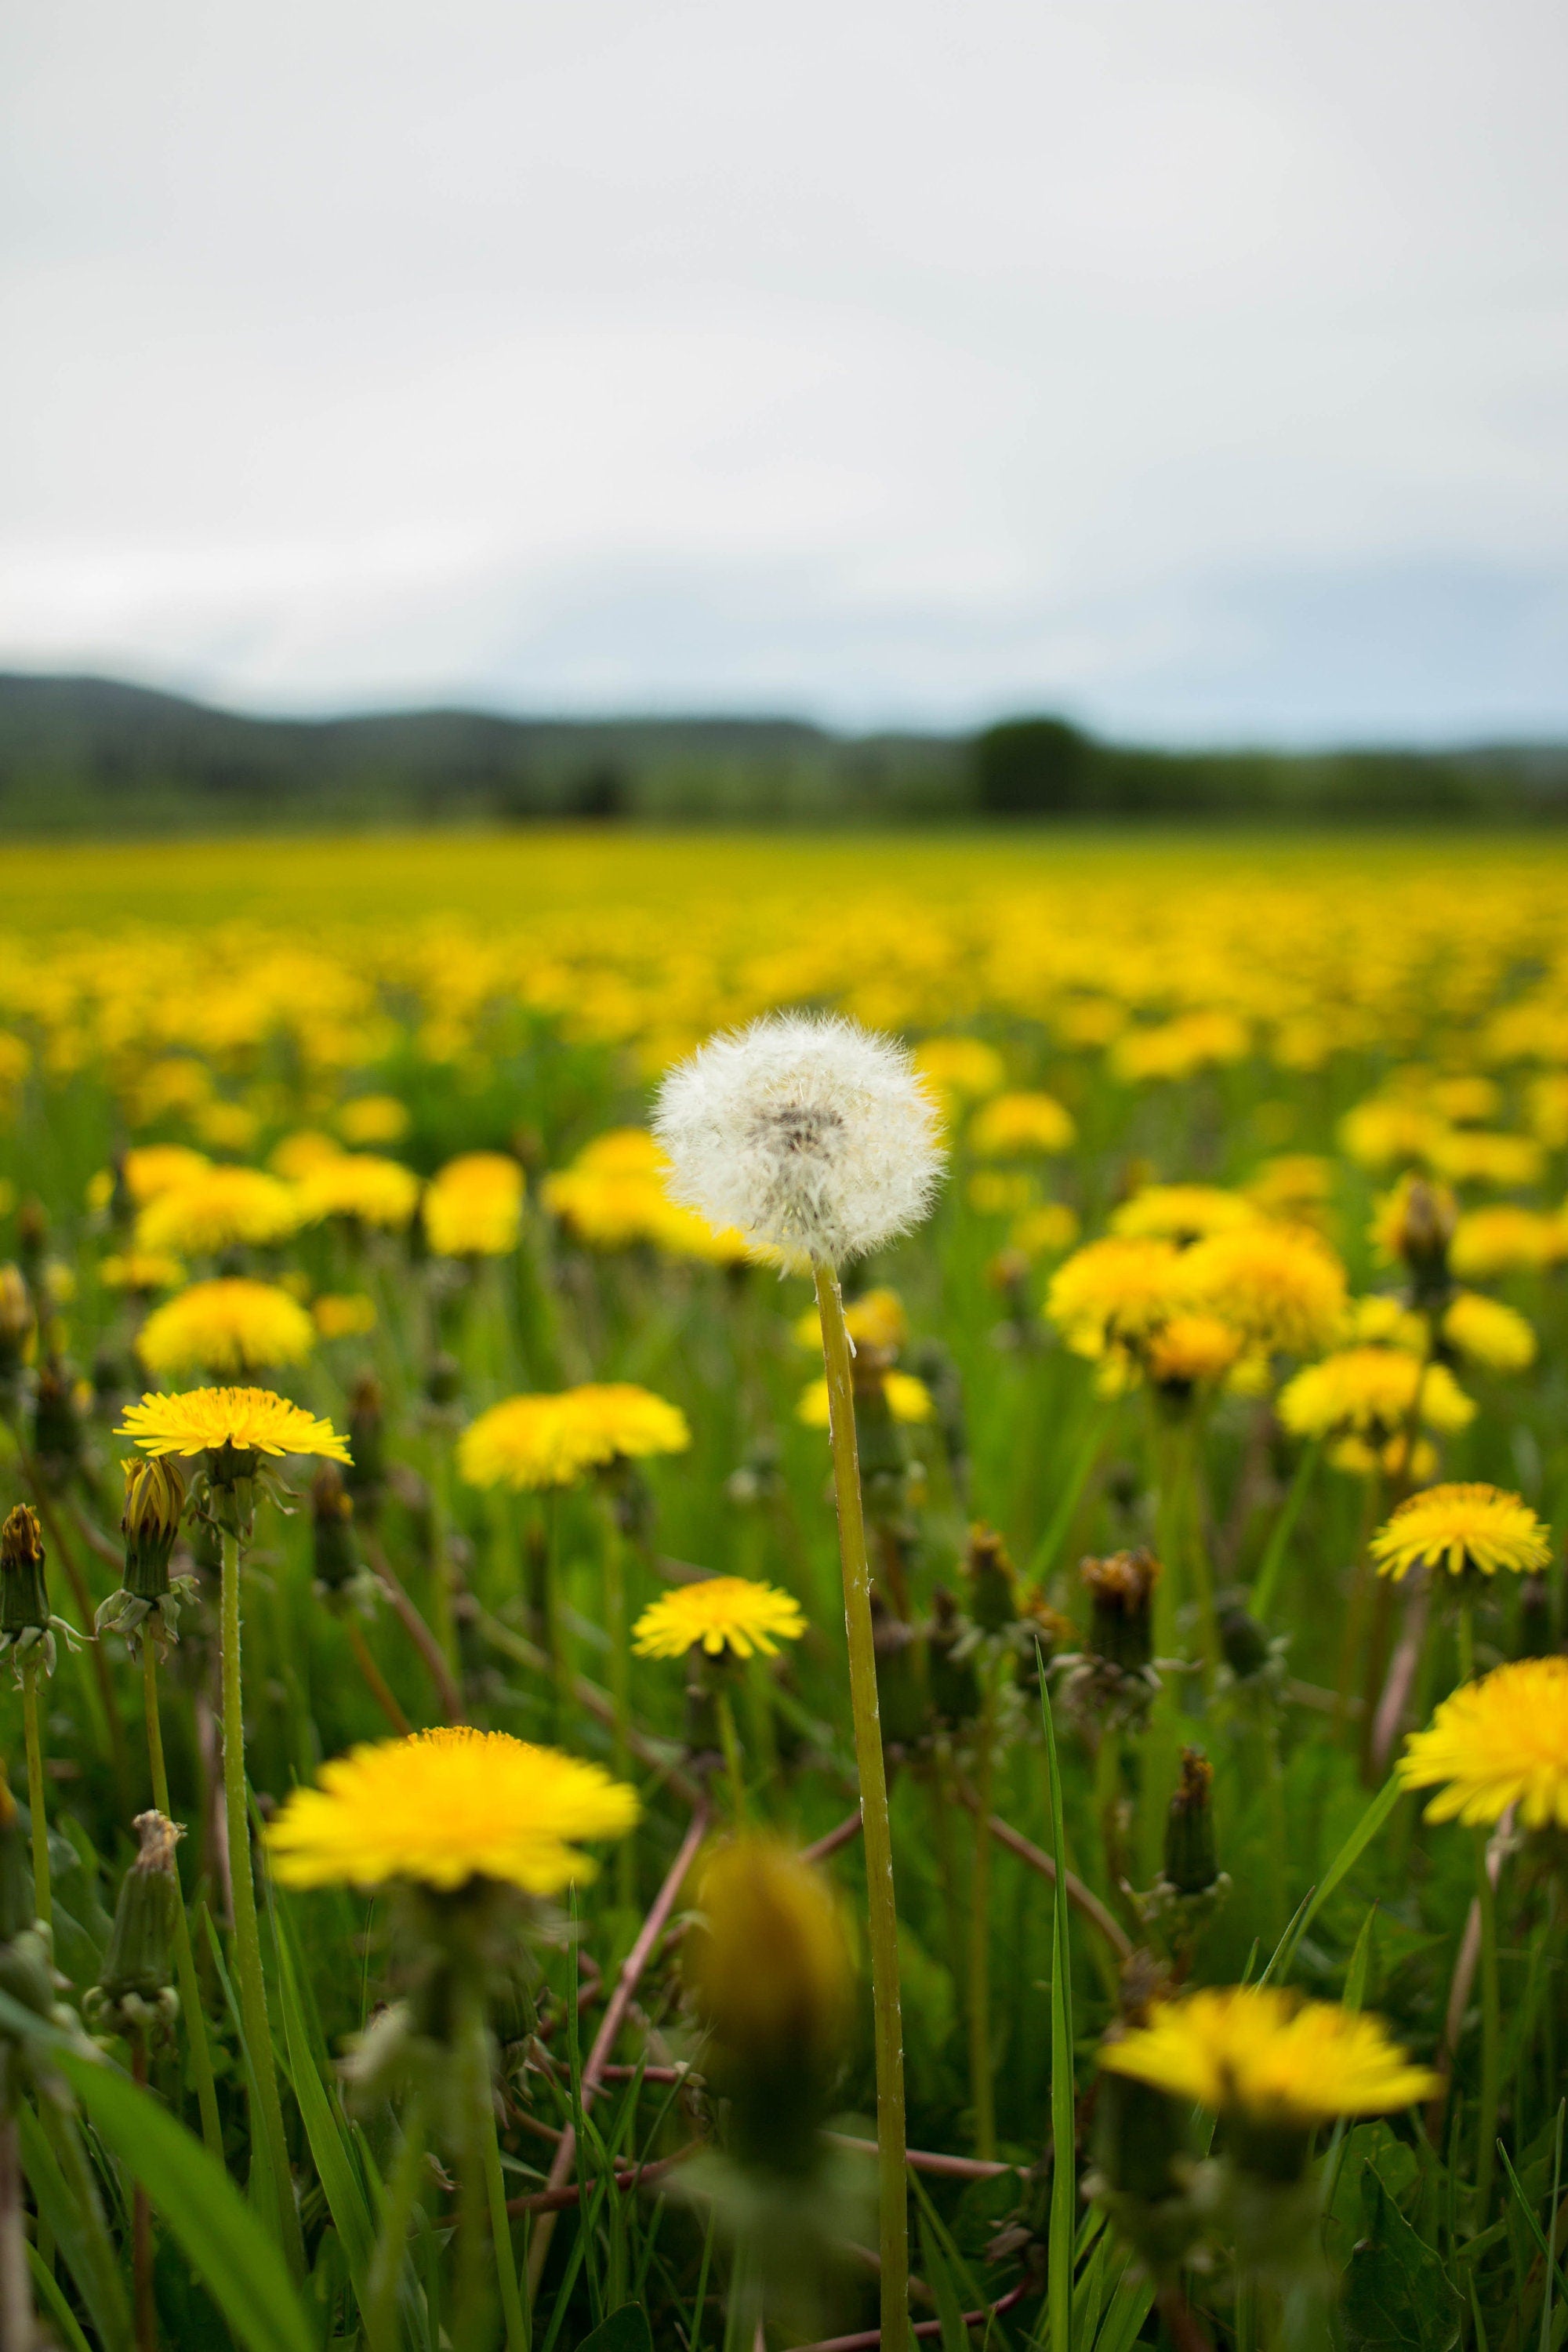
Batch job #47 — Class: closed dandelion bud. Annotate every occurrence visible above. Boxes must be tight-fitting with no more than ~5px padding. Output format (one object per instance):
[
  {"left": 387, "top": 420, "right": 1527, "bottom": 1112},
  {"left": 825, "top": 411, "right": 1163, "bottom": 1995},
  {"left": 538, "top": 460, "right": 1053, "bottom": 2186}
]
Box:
[
  {"left": 0, "top": 1505, "right": 48, "bottom": 1639},
  {"left": 1218, "top": 1599, "right": 1272, "bottom": 1683},
  {"left": 347, "top": 1373, "right": 386, "bottom": 1517},
  {"left": 1083, "top": 1548, "right": 1161, "bottom": 1675},
  {"left": 122, "top": 1455, "right": 187, "bottom": 1602},
  {"left": 1518, "top": 1572, "right": 1553, "bottom": 1658},
  {"left": 33, "top": 1359, "right": 82, "bottom": 1474},
  {"left": 965, "top": 1523, "right": 1018, "bottom": 1634},
  {"left": 1387, "top": 1174, "right": 1457, "bottom": 1303},
  {"left": 93, "top": 1811, "right": 180, "bottom": 2023},
  {"left": 1163, "top": 1750, "right": 1218, "bottom": 1896},
  {"left": 685, "top": 1836, "right": 851, "bottom": 2171},
  {"left": 928, "top": 1585, "right": 981, "bottom": 1727},
  {"left": 312, "top": 1461, "right": 359, "bottom": 1595},
  {"left": 872, "top": 1593, "right": 927, "bottom": 1751},
  {"left": 0, "top": 1262, "right": 34, "bottom": 1375}
]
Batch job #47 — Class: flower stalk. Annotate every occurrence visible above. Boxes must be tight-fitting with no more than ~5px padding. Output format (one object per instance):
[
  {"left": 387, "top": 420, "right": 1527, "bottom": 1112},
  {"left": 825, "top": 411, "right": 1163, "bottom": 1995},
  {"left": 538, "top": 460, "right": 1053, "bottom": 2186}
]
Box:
[
  {"left": 20, "top": 1660, "right": 49, "bottom": 1929},
  {"left": 814, "top": 1259, "right": 909, "bottom": 2352},
  {"left": 141, "top": 1641, "right": 224, "bottom": 2158}
]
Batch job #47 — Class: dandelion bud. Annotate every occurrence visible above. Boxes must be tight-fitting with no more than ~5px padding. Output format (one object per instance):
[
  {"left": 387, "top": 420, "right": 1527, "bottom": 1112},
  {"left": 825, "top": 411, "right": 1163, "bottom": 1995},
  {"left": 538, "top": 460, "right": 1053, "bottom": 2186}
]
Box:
[
  {"left": 1163, "top": 1750, "right": 1218, "bottom": 1896},
  {"left": 927, "top": 1585, "right": 981, "bottom": 1727},
  {"left": 122, "top": 1455, "right": 187, "bottom": 1602},
  {"left": 1082, "top": 1548, "right": 1161, "bottom": 1675},
  {"left": 1218, "top": 1599, "right": 1272, "bottom": 1683},
  {"left": 312, "top": 1461, "right": 359, "bottom": 1595},
  {"left": 347, "top": 1373, "right": 386, "bottom": 1519},
  {"left": 964, "top": 1523, "right": 1018, "bottom": 1634},
  {"left": 89, "top": 1812, "right": 180, "bottom": 2033},
  {"left": 0, "top": 1263, "right": 34, "bottom": 1376},
  {"left": 0, "top": 1506, "right": 48, "bottom": 1640},
  {"left": 654, "top": 1012, "right": 944, "bottom": 1269},
  {"left": 1381, "top": 1174, "right": 1457, "bottom": 1305},
  {"left": 15, "top": 1196, "right": 48, "bottom": 1284},
  {"left": 685, "top": 1836, "right": 851, "bottom": 2170},
  {"left": 32, "top": 1359, "right": 83, "bottom": 1476}
]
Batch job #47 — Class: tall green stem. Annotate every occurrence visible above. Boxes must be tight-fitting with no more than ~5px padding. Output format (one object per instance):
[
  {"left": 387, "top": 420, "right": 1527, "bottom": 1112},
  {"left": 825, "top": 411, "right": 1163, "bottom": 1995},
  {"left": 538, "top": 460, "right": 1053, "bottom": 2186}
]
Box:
[
  {"left": 142, "top": 1640, "right": 224, "bottom": 2159},
  {"left": 220, "top": 1527, "right": 305, "bottom": 2281},
  {"left": 480, "top": 2036, "right": 529, "bottom": 2352},
  {"left": 1457, "top": 1597, "right": 1475, "bottom": 1688},
  {"left": 364, "top": 2087, "right": 429, "bottom": 2352},
  {"left": 814, "top": 1261, "right": 909, "bottom": 2352},
  {"left": 20, "top": 1658, "right": 49, "bottom": 1929},
  {"left": 967, "top": 1664, "right": 996, "bottom": 2161},
  {"left": 601, "top": 1500, "right": 636, "bottom": 1905},
  {"left": 715, "top": 1686, "right": 748, "bottom": 1827},
  {"left": 1475, "top": 1827, "right": 1501, "bottom": 2220}
]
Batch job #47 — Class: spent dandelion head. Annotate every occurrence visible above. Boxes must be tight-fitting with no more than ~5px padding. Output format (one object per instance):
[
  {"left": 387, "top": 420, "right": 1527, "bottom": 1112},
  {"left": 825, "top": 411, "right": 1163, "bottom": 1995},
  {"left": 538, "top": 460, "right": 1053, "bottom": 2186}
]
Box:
[
  {"left": 633, "top": 1575, "right": 807, "bottom": 1661},
  {"left": 652, "top": 1011, "right": 944, "bottom": 1268},
  {"left": 1398, "top": 1656, "right": 1568, "bottom": 1829},
  {"left": 1370, "top": 1482, "right": 1551, "bottom": 1584},
  {"left": 265, "top": 1726, "right": 638, "bottom": 1894}
]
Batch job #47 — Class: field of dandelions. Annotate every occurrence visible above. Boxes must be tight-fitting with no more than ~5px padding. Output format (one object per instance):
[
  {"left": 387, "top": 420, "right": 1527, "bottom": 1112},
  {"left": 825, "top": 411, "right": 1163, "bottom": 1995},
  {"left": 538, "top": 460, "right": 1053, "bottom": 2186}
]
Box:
[{"left": 2, "top": 830, "right": 1568, "bottom": 2352}]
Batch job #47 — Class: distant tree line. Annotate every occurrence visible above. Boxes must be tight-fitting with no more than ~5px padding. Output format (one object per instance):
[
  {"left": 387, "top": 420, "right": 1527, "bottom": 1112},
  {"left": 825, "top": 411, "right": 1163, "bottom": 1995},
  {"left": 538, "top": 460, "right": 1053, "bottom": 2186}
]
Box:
[{"left": 0, "top": 673, "right": 1563, "bottom": 833}]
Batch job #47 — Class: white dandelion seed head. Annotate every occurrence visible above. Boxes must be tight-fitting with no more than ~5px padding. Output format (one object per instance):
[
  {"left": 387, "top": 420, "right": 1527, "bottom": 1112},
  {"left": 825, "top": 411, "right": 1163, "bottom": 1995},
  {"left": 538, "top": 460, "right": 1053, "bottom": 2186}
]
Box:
[{"left": 653, "top": 1012, "right": 946, "bottom": 1269}]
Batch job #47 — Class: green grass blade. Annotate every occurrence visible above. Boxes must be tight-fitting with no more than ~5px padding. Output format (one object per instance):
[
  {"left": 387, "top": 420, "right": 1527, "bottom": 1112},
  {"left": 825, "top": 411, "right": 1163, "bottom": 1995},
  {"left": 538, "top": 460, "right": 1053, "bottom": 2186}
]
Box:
[
  {"left": 273, "top": 1915, "right": 376, "bottom": 2304},
  {"left": 17, "top": 2099, "right": 133, "bottom": 2352},
  {"left": 1498, "top": 2140, "right": 1568, "bottom": 2308},
  {"left": 203, "top": 1901, "right": 288, "bottom": 2245},
  {"left": 919, "top": 2210, "right": 975, "bottom": 2352},
  {"left": 1260, "top": 1777, "right": 1400, "bottom": 1987},
  {"left": 57, "top": 2048, "right": 315, "bottom": 2352},
  {"left": 1039, "top": 1658, "right": 1076, "bottom": 2352},
  {"left": 28, "top": 2244, "right": 95, "bottom": 2352}
]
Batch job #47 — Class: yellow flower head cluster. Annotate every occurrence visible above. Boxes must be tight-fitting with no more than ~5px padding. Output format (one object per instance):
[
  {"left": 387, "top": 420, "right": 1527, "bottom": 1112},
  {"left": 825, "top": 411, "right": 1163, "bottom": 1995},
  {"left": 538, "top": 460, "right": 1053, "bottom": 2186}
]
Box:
[
  {"left": 118, "top": 1386, "right": 350, "bottom": 1464},
  {"left": 459, "top": 1382, "right": 691, "bottom": 1491},
  {"left": 1277, "top": 1347, "right": 1475, "bottom": 1444},
  {"left": 136, "top": 1166, "right": 301, "bottom": 1257},
  {"left": 136, "top": 1278, "right": 317, "bottom": 1378},
  {"left": 1370, "top": 1483, "right": 1552, "bottom": 1583},
  {"left": 1179, "top": 1223, "right": 1347, "bottom": 1358},
  {"left": 1110, "top": 1185, "right": 1261, "bottom": 1246},
  {"left": 1399, "top": 1657, "right": 1568, "bottom": 1829},
  {"left": 1100, "top": 1986, "right": 1438, "bottom": 2126},
  {"left": 633, "top": 1574, "right": 807, "bottom": 1660},
  {"left": 967, "top": 1090, "right": 1076, "bottom": 1158},
  {"left": 293, "top": 1152, "right": 421, "bottom": 1232},
  {"left": 266, "top": 1726, "right": 638, "bottom": 1893},
  {"left": 543, "top": 1129, "right": 752, "bottom": 1264},
  {"left": 423, "top": 1151, "right": 524, "bottom": 1258},
  {"left": 796, "top": 1370, "right": 934, "bottom": 1427}
]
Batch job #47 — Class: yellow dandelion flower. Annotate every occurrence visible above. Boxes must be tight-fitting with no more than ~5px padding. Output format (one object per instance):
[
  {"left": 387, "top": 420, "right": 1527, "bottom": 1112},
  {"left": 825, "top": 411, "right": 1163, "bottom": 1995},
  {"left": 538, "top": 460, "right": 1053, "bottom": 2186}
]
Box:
[
  {"left": 1008, "top": 1202, "right": 1080, "bottom": 1260},
  {"left": 194, "top": 1101, "right": 260, "bottom": 1156},
  {"left": 967, "top": 1170, "right": 1039, "bottom": 1217},
  {"left": 100, "top": 1251, "right": 186, "bottom": 1294},
  {"left": 136, "top": 1278, "right": 317, "bottom": 1378},
  {"left": 1339, "top": 1098, "right": 1445, "bottom": 1173},
  {"left": 1143, "top": 1314, "right": 1244, "bottom": 1390},
  {"left": 1111, "top": 1010, "right": 1249, "bottom": 1084},
  {"left": 913, "top": 1036, "right": 1006, "bottom": 1101},
  {"left": 574, "top": 1128, "right": 666, "bottom": 1175},
  {"left": 459, "top": 1383, "right": 690, "bottom": 1492},
  {"left": 1450, "top": 1205, "right": 1568, "bottom": 1282},
  {"left": 294, "top": 1152, "right": 421, "bottom": 1232},
  {"left": 1399, "top": 1657, "right": 1568, "bottom": 1829},
  {"left": 1428, "top": 1075, "right": 1502, "bottom": 1126},
  {"left": 967, "top": 1091, "right": 1076, "bottom": 1158},
  {"left": 1426, "top": 1129, "right": 1544, "bottom": 1189},
  {"left": 1525, "top": 1073, "right": 1568, "bottom": 1149},
  {"left": 542, "top": 1166, "right": 666, "bottom": 1249},
  {"left": 1110, "top": 1185, "right": 1261, "bottom": 1246},
  {"left": 269, "top": 1130, "right": 343, "bottom": 1181},
  {"left": 1101, "top": 1987, "right": 1438, "bottom": 2125},
  {"left": 336, "top": 1094, "right": 411, "bottom": 1146},
  {"left": 1370, "top": 1482, "right": 1551, "bottom": 1583},
  {"left": 265, "top": 1726, "right": 637, "bottom": 1893},
  {"left": 1344, "top": 1295, "right": 1427, "bottom": 1350},
  {"left": 1277, "top": 1348, "right": 1474, "bottom": 1444},
  {"left": 1442, "top": 1290, "right": 1536, "bottom": 1373},
  {"left": 118, "top": 1386, "right": 350, "bottom": 1465},
  {"left": 312, "top": 1292, "right": 378, "bottom": 1340},
  {"left": 120, "top": 1143, "right": 212, "bottom": 1205},
  {"left": 1180, "top": 1223, "right": 1347, "bottom": 1358},
  {"left": 136, "top": 1166, "right": 302, "bottom": 1257},
  {"left": 792, "top": 1287, "right": 909, "bottom": 1356},
  {"left": 423, "top": 1151, "right": 524, "bottom": 1258},
  {"left": 1245, "top": 1155, "right": 1335, "bottom": 1219},
  {"left": 633, "top": 1575, "right": 807, "bottom": 1661},
  {"left": 1046, "top": 1236, "right": 1187, "bottom": 1360},
  {"left": 1329, "top": 1434, "right": 1439, "bottom": 1485},
  {"left": 796, "top": 1369, "right": 934, "bottom": 1428}
]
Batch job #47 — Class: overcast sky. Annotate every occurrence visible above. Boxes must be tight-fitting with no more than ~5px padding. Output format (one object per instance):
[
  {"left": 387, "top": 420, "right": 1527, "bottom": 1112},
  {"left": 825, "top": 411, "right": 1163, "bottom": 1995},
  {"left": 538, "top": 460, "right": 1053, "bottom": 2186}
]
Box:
[{"left": 3, "top": 1, "right": 1566, "bottom": 741}]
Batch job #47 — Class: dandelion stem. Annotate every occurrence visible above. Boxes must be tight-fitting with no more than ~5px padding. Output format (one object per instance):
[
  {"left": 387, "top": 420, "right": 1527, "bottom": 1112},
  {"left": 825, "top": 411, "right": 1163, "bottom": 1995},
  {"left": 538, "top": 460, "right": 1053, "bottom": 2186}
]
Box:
[
  {"left": 1250, "top": 1440, "right": 1319, "bottom": 1622},
  {"left": 1457, "top": 1597, "right": 1476, "bottom": 1687},
  {"left": 131, "top": 2027, "right": 156, "bottom": 2352},
  {"left": 364, "top": 2085, "right": 428, "bottom": 2352},
  {"left": 967, "top": 1665, "right": 996, "bottom": 2161},
  {"left": 1475, "top": 1824, "right": 1501, "bottom": 2220},
  {"left": 453, "top": 1980, "right": 494, "bottom": 2351},
  {"left": 220, "top": 1526, "right": 305, "bottom": 2281},
  {"left": 20, "top": 1657, "right": 49, "bottom": 1929},
  {"left": 814, "top": 1259, "right": 909, "bottom": 2352},
  {"left": 715, "top": 1686, "right": 748, "bottom": 1827},
  {"left": 142, "top": 1640, "right": 224, "bottom": 2160},
  {"left": 600, "top": 1498, "right": 636, "bottom": 1901}
]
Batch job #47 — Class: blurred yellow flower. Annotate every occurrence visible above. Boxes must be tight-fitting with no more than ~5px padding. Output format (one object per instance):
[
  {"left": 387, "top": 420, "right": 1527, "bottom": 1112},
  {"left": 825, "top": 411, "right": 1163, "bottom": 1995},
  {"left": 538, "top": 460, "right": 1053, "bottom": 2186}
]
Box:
[
  {"left": 423, "top": 1151, "right": 524, "bottom": 1257},
  {"left": 967, "top": 1090, "right": 1076, "bottom": 1158},
  {"left": 913, "top": 1036, "right": 1006, "bottom": 1101},
  {"left": 792, "top": 1287, "right": 908, "bottom": 1356},
  {"left": 1450, "top": 1205, "right": 1568, "bottom": 1281},
  {"left": 796, "top": 1370, "right": 933, "bottom": 1427},
  {"left": 1110, "top": 1185, "right": 1260, "bottom": 1246},
  {"left": 1441, "top": 1290, "right": 1536, "bottom": 1372},
  {"left": 1370, "top": 1483, "right": 1551, "bottom": 1583},
  {"left": 120, "top": 1143, "right": 212, "bottom": 1204},
  {"left": 136, "top": 1166, "right": 302, "bottom": 1256},
  {"left": 1180, "top": 1223, "right": 1346, "bottom": 1358},
  {"left": 100, "top": 1251, "right": 186, "bottom": 1294},
  {"left": 633, "top": 1575, "right": 806, "bottom": 1660},
  {"left": 312, "top": 1292, "right": 378, "bottom": 1340},
  {"left": 1399, "top": 1657, "right": 1568, "bottom": 1828},
  {"left": 1100, "top": 1987, "right": 1436, "bottom": 2125},
  {"left": 1046, "top": 1236, "right": 1186, "bottom": 1360},
  {"left": 136, "top": 1278, "right": 316, "bottom": 1378},
  {"left": 294, "top": 1152, "right": 421, "bottom": 1231},
  {"left": 266, "top": 1726, "right": 637, "bottom": 1893},
  {"left": 1278, "top": 1347, "right": 1474, "bottom": 1443},
  {"left": 459, "top": 1383, "right": 690, "bottom": 1491},
  {"left": 336, "top": 1094, "right": 411, "bottom": 1146},
  {"left": 684, "top": 1836, "right": 851, "bottom": 2069}
]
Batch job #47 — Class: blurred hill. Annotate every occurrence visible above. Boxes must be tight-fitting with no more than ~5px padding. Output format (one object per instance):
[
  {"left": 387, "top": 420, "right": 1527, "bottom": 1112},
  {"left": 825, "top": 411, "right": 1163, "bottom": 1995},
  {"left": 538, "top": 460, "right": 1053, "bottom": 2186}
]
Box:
[{"left": 2, "top": 673, "right": 1566, "bottom": 831}]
